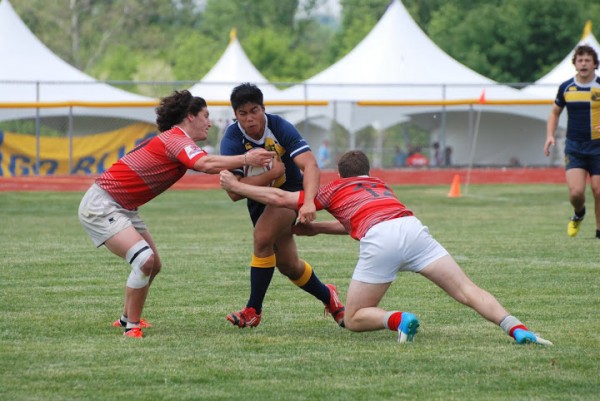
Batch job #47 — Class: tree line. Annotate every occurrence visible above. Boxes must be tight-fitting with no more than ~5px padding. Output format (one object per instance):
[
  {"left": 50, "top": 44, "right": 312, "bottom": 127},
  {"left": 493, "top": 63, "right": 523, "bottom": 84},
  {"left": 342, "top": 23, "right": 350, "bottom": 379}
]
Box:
[{"left": 12, "top": 0, "right": 600, "bottom": 96}]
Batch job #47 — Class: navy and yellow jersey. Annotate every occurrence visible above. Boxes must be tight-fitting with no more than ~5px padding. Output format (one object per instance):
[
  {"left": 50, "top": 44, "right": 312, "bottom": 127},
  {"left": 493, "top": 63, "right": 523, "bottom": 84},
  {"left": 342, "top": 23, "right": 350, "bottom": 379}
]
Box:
[
  {"left": 555, "top": 76, "right": 600, "bottom": 142},
  {"left": 220, "top": 113, "right": 311, "bottom": 224}
]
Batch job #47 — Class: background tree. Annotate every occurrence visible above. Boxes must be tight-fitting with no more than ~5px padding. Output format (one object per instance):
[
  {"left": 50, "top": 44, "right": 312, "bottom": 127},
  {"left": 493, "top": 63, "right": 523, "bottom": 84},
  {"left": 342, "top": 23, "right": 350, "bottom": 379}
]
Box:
[
  {"left": 422, "top": 0, "right": 588, "bottom": 83},
  {"left": 329, "top": 0, "right": 390, "bottom": 62},
  {"left": 196, "top": 0, "right": 334, "bottom": 84},
  {"left": 10, "top": 0, "right": 600, "bottom": 87}
]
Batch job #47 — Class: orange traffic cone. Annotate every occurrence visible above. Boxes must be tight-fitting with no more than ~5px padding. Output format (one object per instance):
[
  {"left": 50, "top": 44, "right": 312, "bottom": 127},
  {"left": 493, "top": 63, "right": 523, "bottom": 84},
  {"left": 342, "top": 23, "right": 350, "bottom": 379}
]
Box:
[{"left": 447, "top": 174, "right": 461, "bottom": 198}]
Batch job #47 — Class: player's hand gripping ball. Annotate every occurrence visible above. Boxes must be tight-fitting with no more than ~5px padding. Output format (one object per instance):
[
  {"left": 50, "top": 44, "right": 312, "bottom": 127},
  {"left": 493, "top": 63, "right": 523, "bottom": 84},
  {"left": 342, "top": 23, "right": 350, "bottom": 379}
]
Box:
[{"left": 244, "top": 159, "right": 274, "bottom": 186}]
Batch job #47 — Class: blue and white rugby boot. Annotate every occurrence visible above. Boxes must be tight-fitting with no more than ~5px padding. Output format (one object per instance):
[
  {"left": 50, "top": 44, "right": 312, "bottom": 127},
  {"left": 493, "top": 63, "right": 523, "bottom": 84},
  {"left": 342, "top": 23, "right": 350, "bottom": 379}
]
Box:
[
  {"left": 398, "top": 312, "right": 419, "bottom": 343},
  {"left": 513, "top": 329, "right": 553, "bottom": 346}
]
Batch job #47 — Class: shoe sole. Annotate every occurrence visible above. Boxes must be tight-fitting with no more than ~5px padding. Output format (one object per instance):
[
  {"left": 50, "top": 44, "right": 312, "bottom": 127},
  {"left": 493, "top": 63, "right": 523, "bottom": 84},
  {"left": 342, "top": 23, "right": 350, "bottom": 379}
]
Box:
[
  {"left": 533, "top": 337, "right": 553, "bottom": 346},
  {"left": 398, "top": 313, "right": 419, "bottom": 343}
]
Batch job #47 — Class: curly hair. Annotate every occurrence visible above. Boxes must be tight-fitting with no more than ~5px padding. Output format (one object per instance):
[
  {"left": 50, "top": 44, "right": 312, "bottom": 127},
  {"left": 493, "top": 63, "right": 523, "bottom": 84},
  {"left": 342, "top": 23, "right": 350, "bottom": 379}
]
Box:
[
  {"left": 572, "top": 45, "right": 599, "bottom": 69},
  {"left": 338, "top": 150, "right": 370, "bottom": 178},
  {"left": 155, "top": 90, "right": 207, "bottom": 132},
  {"left": 230, "top": 83, "right": 264, "bottom": 111}
]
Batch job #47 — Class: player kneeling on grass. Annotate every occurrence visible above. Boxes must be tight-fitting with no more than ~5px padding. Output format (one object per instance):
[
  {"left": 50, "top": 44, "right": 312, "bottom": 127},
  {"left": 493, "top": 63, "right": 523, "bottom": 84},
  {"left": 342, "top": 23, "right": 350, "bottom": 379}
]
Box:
[
  {"left": 220, "top": 150, "right": 552, "bottom": 345},
  {"left": 78, "top": 90, "right": 275, "bottom": 338}
]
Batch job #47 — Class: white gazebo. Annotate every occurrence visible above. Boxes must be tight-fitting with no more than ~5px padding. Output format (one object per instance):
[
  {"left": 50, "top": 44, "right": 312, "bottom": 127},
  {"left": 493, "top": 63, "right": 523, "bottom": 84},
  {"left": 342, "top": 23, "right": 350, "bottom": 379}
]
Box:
[
  {"left": 0, "top": 0, "right": 156, "bottom": 132},
  {"left": 283, "top": 0, "right": 553, "bottom": 166},
  {"left": 188, "top": 29, "right": 306, "bottom": 148}
]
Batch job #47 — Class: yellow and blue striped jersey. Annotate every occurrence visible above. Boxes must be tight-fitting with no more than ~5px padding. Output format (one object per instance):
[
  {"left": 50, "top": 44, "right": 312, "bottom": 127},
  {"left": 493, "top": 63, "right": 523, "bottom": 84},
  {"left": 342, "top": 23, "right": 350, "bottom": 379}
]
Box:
[{"left": 555, "top": 76, "right": 600, "bottom": 141}]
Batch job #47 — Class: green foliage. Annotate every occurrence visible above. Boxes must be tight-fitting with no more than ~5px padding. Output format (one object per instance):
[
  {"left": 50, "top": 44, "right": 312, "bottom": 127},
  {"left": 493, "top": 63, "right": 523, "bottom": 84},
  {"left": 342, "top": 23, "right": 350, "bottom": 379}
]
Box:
[
  {"left": 9, "top": 0, "right": 600, "bottom": 86},
  {"left": 425, "top": 0, "right": 588, "bottom": 83},
  {"left": 1, "top": 186, "right": 600, "bottom": 400},
  {"left": 202, "top": 0, "right": 299, "bottom": 37},
  {"left": 200, "top": 0, "right": 334, "bottom": 82},
  {"left": 243, "top": 28, "right": 322, "bottom": 83},
  {"left": 88, "top": 44, "right": 143, "bottom": 81},
  {"left": 331, "top": 0, "right": 390, "bottom": 61},
  {"left": 403, "top": 0, "right": 502, "bottom": 28},
  {"left": 170, "top": 31, "right": 224, "bottom": 81}
]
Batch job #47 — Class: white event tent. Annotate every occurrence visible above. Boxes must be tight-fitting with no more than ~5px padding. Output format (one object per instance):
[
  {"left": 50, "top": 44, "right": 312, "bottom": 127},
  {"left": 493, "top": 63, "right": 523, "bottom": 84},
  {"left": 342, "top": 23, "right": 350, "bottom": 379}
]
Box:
[
  {"left": 0, "top": 0, "right": 156, "bottom": 133},
  {"left": 189, "top": 29, "right": 283, "bottom": 103},
  {"left": 188, "top": 29, "right": 317, "bottom": 148},
  {"left": 284, "top": 0, "right": 553, "bottom": 166}
]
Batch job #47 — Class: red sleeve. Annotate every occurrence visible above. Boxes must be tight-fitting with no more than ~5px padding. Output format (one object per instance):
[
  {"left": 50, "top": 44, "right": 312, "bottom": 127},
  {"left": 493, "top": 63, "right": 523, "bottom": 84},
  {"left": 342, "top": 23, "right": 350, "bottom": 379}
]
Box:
[
  {"left": 164, "top": 129, "right": 207, "bottom": 169},
  {"left": 298, "top": 190, "right": 324, "bottom": 211},
  {"left": 297, "top": 191, "right": 305, "bottom": 210},
  {"left": 176, "top": 144, "right": 206, "bottom": 169}
]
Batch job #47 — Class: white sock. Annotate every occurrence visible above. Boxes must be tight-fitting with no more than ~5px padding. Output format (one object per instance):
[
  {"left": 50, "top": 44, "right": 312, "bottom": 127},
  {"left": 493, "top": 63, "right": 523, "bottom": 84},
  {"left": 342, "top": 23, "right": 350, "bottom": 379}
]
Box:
[
  {"left": 383, "top": 310, "right": 399, "bottom": 330},
  {"left": 126, "top": 321, "right": 140, "bottom": 330},
  {"left": 499, "top": 315, "right": 522, "bottom": 334}
]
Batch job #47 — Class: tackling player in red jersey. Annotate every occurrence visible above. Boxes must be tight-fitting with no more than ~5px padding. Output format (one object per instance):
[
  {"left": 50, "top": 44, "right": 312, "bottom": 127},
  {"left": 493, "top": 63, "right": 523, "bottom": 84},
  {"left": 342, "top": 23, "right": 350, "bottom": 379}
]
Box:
[
  {"left": 220, "top": 150, "right": 552, "bottom": 345},
  {"left": 78, "top": 90, "right": 274, "bottom": 338}
]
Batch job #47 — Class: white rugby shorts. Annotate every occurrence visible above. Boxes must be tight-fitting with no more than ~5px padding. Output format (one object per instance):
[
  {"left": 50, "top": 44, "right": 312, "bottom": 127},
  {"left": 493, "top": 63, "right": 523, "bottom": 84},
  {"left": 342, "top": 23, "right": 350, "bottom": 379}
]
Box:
[
  {"left": 352, "top": 216, "right": 448, "bottom": 284},
  {"left": 78, "top": 184, "right": 147, "bottom": 247}
]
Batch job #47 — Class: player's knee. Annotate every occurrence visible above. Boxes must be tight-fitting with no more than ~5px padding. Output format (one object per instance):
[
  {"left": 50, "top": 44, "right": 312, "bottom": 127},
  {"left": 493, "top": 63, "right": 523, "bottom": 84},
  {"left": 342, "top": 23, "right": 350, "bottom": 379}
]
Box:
[
  {"left": 150, "top": 256, "right": 162, "bottom": 278},
  {"left": 342, "top": 315, "right": 359, "bottom": 332},
  {"left": 569, "top": 188, "right": 585, "bottom": 199},
  {"left": 253, "top": 229, "right": 275, "bottom": 248},
  {"left": 140, "top": 253, "right": 156, "bottom": 277},
  {"left": 125, "top": 240, "right": 154, "bottom": 288}
]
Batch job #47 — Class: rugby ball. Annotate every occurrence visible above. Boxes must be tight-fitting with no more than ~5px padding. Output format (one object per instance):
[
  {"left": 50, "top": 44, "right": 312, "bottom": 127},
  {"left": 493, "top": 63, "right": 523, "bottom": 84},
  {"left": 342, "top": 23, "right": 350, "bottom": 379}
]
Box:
[{"left": 244, "top": 160, "right": 274, "bottom": 186}]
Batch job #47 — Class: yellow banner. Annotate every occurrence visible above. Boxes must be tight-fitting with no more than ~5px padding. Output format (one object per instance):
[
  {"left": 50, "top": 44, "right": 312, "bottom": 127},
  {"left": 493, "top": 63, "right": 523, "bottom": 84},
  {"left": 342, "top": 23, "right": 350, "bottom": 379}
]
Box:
[{"left": 0, "top": 123, "right": 158, "bottom": 176}]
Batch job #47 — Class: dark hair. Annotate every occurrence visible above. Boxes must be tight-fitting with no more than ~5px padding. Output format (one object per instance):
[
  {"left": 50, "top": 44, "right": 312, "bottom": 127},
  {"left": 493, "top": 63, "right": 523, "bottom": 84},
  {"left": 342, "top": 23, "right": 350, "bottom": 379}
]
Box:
[
  {"left": 230, "top": 83, "right": 264, "bottom": 111},
  {"left": 572, "top": 45, "right": 599, "bottom": 69},
  {"left": 338, "top": 150, "right": 370, "bottom": 178},
  {"left": 156, "top": 90, "right": 207, "bottom": 132}
]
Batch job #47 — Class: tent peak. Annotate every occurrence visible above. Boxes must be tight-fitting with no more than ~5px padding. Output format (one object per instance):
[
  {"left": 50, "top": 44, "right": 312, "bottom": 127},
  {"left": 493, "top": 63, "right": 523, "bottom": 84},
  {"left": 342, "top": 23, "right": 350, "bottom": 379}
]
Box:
[{"left": 582, "top": 20, "right": 592, "bottom": 40}]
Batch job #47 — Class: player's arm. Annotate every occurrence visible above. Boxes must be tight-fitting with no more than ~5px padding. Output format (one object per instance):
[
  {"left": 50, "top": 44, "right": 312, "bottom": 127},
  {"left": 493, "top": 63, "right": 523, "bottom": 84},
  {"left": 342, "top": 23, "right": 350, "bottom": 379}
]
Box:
[
  {"left": 293, "top": 151, "right": 320, "bottom": 224},
  {"left": 292, "top": 221, "right": 347, "bottom": 236},
  {"left": 193, "top": 148, "right": 275, "bottom": 174},
  {"left": 544, "top": 103, "right": 563, "bottom": 157},
  {"left": 220, "top": 170, "right": 299, "bottom": 209}
]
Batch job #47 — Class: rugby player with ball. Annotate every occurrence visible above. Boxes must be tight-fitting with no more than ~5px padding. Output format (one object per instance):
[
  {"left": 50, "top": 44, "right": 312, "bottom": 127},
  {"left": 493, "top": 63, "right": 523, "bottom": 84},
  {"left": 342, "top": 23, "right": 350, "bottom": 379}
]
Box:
[{"left": 220, "top": 83, "right": 345, "bottom": 329}]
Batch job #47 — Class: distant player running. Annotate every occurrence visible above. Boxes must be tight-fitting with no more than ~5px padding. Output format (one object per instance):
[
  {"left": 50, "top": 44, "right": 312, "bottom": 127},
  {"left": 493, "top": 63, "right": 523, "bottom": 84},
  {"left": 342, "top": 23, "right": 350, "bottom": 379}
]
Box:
[
  {"left": 545, "top": 44, "right": 600, "bottom": 238},
  {"left": 220, "top": 150, "right": 552, "bottom": 345},
  {"left": 78, "top": 90, "right": 274, "bottom": 338}
]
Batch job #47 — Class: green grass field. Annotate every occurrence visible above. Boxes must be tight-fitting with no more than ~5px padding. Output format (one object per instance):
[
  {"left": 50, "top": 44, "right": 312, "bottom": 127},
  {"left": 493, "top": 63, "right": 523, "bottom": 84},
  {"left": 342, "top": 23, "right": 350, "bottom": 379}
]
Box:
[{"left": 1, "top": 184, "right": 599, "bottom": 401}]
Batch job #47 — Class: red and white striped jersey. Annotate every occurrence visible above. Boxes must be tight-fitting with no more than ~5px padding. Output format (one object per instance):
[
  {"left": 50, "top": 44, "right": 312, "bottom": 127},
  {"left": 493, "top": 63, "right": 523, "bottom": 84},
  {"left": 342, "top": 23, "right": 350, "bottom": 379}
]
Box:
[
  {"left": 96, "top": 126, "right": 206, "bottom": 209},
  {"left": 301, "top": 176, "right": 413, "bottom": 240}
]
